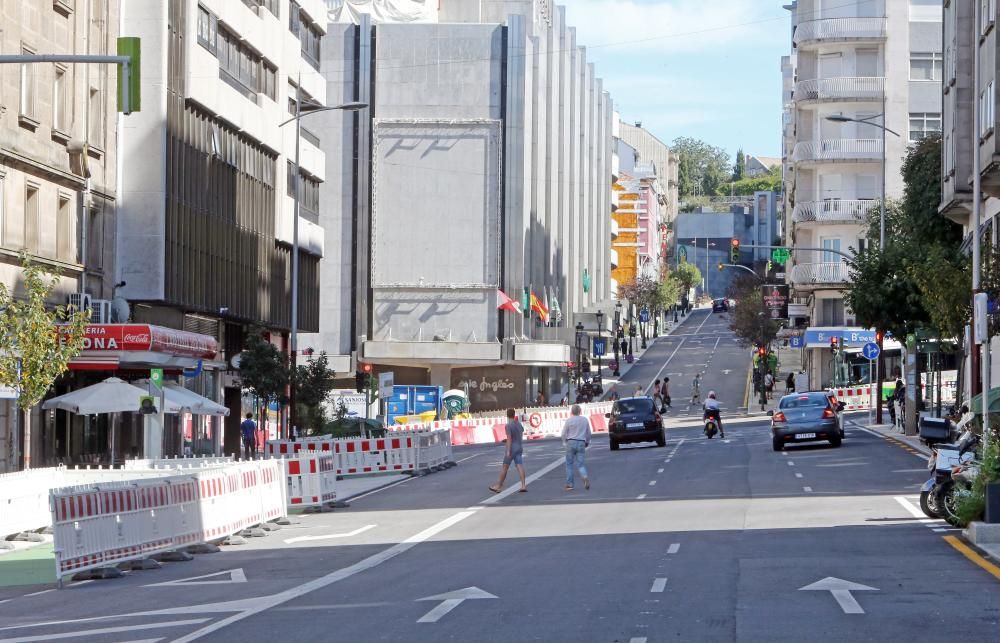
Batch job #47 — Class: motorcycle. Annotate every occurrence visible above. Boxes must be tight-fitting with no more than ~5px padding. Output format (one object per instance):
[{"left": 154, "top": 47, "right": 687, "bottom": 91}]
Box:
[
  {"left": 933, "top": 430, "right": 981, "bottom": 527},
  {"left": 703, "top": 408, "right": 720, "bottom": 439},
  {"left": 918, "top": 411, "right": 974, "bottom": 519}
]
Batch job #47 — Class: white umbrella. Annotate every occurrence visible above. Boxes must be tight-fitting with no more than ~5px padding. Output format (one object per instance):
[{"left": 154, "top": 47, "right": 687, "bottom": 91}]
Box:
[
  {"left": 41, "top": 377, "right": 148, "bottom": 414},
  {"left": 163, "top": 383, "right": 230, "bottom": 416}
]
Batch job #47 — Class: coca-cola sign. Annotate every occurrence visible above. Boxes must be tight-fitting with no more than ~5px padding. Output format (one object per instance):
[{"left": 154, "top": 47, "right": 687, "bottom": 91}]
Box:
[{"left": 59, "top": 324, "right": 217, "bottom": 358}]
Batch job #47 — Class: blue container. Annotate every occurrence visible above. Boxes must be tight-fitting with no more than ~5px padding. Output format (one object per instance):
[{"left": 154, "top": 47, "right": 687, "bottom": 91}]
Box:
[{"left": 386, "top": 385, "right": 443, "bottom": 426}]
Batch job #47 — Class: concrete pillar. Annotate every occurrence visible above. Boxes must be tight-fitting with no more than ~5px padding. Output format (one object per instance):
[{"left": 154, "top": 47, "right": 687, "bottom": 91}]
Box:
[{"left": 428, "top": 364, "right": 452, "bottom": 389}]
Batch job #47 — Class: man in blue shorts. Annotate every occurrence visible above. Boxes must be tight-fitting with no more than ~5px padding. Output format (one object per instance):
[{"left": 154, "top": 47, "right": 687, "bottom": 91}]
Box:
[{"left": 490, "top": 408, "right": 527, "bottom": 493}]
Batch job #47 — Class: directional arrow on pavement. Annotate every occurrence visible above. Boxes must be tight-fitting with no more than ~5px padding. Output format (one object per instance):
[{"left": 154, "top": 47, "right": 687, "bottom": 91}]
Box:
[
  {"left": 416, "top": 587, "right": 497, "bottom": 623},
  {"left": 799, "top": 577, "right": 877, "bottom": 614},
  {"left": 283, "top": 524, "right": 376, "bottom": 544},
  {"left": 144, "top": 568, "right": 247, "bottom": 587}
]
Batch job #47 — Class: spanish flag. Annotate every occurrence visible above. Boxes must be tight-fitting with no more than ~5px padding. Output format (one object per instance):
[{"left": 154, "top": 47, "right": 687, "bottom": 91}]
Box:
[{"left": 530, "top": 291, "right": 549, "bottom": 323}]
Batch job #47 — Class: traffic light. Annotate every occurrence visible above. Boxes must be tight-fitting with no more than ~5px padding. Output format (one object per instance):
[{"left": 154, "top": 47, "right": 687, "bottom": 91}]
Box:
[
  {"left": 718, "top": 262, "right": 724, "bottom": 272},
  {"left": 830, "top": 336, "right": 839, "bottom": 354},
  {"left": 767, "top": 260, "right": 773, "bottom": 273},
  {"left": 730, "top": 238, "right": 740, "bottom": 262},
  {"left": 117, "top": 37, "right": 141, "bottom": 113},
  {"left": 875, "top": 331, "right": 883, "bottom": 344},
  {"left": 355, "top": 370, "right": 365, "bottom": 393},
  {"left": 757, "top": 345, "right": 767, "bottom": 358}
]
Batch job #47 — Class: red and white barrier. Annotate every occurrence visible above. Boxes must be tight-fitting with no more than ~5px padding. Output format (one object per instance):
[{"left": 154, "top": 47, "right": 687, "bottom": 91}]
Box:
[
  {"left": 829, "top": 386, "right": 874, "bottom": 410},
  {"left": 266, "top": 432, "right": 446, "bottom": 477},
  {"left": 49, "top": 459, "right": 286, "bottom": 582},
  {"left": 286, "top": 451, "right": 337, "bottom": 508}
]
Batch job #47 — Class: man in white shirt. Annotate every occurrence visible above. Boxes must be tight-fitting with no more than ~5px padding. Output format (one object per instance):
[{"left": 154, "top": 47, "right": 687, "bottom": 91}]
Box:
[
  {"left": 703, "top": 391, "right": 724, "bottom": 438},
  {"left": 561, "top": 404, "right": 592, "bottom": 491}
]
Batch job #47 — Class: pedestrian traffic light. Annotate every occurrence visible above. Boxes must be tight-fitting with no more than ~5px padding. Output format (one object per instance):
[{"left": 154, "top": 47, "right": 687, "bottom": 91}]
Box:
[
  {"left": 767, "top": 260, "right": 773, "bottom": 273},
  {"left": 730, "top": 238, "right": 740, "bottom": 262}
]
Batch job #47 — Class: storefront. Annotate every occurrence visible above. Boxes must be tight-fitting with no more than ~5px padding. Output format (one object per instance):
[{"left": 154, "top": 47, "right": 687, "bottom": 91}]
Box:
[{"left": 37, "top": 324, "right": 222, "bottom": 466}]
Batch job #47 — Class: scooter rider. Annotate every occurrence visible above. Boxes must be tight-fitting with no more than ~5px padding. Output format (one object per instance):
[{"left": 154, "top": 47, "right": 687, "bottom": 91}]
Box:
[{"left": 703, "top": 391, "right": 724, "bottom": 438}]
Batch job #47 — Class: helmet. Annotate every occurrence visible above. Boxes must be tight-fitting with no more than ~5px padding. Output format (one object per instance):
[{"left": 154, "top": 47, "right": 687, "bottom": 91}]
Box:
[{"left": 708, "top": 391, "right": 717, "bottom": 399}]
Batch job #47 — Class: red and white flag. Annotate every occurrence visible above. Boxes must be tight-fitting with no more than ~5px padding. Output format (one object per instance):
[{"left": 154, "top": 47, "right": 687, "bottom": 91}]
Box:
[{"left": 497, "top": 289, "right": 522, "bottom": 314}]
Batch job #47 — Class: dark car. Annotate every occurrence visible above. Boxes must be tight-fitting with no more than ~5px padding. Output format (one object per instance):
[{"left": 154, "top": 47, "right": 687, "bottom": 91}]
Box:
[
  {"left": 712, "top": 298, "right": 729, "bottom": 313},
  {"left": 769, "top": 392, "right": 843, "bottom": 450},
  {"left": 606, "top": 397, "right": 666, "bottom": 450}
]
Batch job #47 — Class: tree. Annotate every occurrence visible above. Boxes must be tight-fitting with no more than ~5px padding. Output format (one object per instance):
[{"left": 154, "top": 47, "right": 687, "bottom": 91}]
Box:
[
  {"left": 0, "top": 256, "right": 89, "bottom": 468},
  {"left": 238, "top": 331, "right": 290, "bottom": 436},
  {"left": 671, "top": 137, "right": 731, "bottom": 198},
  {"left": 294, "top": 352, "right": 338, "bottom": 434},
  {"left": 732, "top": 147, "right": 746, "bottom": 181},
  {"left": 673, "top": 262, "right": 702, "bottom": 296},
  {"left": 727, "top": 288, "right": 781, "bottom": 350},
  {"left": 717, "top": 166, "right": 781, "bottom": 197}
]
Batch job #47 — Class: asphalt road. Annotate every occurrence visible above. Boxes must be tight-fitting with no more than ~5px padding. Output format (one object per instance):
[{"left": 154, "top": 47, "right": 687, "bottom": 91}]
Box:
[{"left": 3, "top": 316, "right": 1000, "bottom": 642}]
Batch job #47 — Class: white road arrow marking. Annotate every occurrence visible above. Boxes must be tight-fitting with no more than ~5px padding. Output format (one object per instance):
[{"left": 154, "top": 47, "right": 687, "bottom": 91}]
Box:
[
  {"left": 144, "top": 569, "right": 247, "bottom": 588},
  {"left": 416, "top": 587, "right": 497, "bottom": 623},
  {"left": 799, "top": 577, "right": 877, "bottom": 614},
  {"left": 283, "top": 524, "right": 376, "bottom": 544}
]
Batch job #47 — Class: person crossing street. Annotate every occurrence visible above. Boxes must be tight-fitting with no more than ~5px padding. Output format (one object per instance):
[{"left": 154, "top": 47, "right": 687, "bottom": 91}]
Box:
[{"left": 561, "top": 404, "right": 592, "bottom": 491}]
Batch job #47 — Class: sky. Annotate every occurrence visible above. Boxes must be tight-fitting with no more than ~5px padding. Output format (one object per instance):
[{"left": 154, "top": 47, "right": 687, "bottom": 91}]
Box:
[{"left": 561, "top": 0, "right": 790, "bottom": 162}]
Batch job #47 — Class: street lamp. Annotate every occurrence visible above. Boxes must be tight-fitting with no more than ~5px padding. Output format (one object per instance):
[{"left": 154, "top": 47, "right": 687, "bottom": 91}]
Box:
[
  {"left": 279, "top": 88, "right": 367, "bottom": 437},
  {"left": 575, "top": 322, "right": 585, "bottom": 386},
  {"left": 595, "top": 310, "right": 605, "bottom": 377},
  {"left": 613, "top": 301, "right": 622, "bottom": 376},
  {"left": 824, "top": 113, "right": 901, "bottom": 251}
]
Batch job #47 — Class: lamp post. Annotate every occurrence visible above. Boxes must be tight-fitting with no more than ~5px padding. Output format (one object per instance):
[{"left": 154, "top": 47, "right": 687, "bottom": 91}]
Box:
[
  {"left": 279, "top": 92, "right": 367, "bottom": 437},
  {"left": 575, "top": 322, "right": 585, "bottom": 387},
  {"left": 613, "top": 301, "right": 622, "bottom": 376},
  {"left": 824, "top": 113, "right": 900, "bottom": 251},
  {"left": 595, "top": 310, "right": 605, "bottom": 377},
  {"left": 826, "top": 110, "right": 901, "bottom": 425}
]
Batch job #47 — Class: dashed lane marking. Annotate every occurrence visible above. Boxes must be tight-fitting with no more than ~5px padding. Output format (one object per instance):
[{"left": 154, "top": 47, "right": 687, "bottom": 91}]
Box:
[
  {"left": 650, "top": 578, "right": 668, "bottom": 593},
  {"left": 637, "top": 494, "right": 647, "bottom": 500},
  {"left": 667, "top": 543, "right": 680, "bottom": 554},
  {"left": 803, "top": 486, "right": 813, "bottom": 493}
]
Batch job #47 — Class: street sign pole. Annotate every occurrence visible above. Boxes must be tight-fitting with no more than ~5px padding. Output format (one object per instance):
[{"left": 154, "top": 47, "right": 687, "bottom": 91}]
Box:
[{"left": 869, "top": 358, "right": 875, "bottom": 427}]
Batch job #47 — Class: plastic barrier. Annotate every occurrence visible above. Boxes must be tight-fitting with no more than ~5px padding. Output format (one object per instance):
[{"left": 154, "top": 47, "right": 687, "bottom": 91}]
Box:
[
  {"left": 265, "top": 434, "right": 422, "bottom": 477},
  {"left": 415, "top": 429, "right": 454, "bottom": 472},
  {"left": 49, "top": 459, "right": 286, "bottom": 582},
  {"left": 286, "top": 451, "right": 337, "bottom": 508},
  {"left": 123, "top": 456, "right": 234, "bottom": 470},
  {"left": 829, "top": 386, "right": 874, "bottom": 410}
]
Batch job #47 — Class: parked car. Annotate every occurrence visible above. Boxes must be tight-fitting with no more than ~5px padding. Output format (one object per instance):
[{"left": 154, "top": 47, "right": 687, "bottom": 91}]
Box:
[
  {"left": 825, "top": 391, "right": 846, "bottom": 438},
  {"left": 712, "top": 298, "right": 729, "bottom": 313},
  {"left": 606, "top": 397, "right": 666, "bottom": 450},
  {"left": 769, "top": 392, "right": 843, "bottom": 450}
]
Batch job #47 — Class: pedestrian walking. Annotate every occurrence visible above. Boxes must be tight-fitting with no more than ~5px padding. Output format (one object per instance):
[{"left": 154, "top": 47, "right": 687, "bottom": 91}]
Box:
[
  {"left": 634, "top": 385, "right": 644, "bottom": 397},
  {"left": 690, "top": 373, "right": 701, "bottom": 404},
  {"left": 559, "top": 394, "right": 569, "bottom": 406},
  {"left": 785, "top": 372, "right": 795, "bottom": 393},
  {"left": 764, "top": 371, "right": 775, "bottom": 400},
  {"left": 490, "top": 408, "right": 527, "bottom": 494},
  {"left": 652, "top": 379, "right": 664, "bottom": 410},
  {"left": 894, "top": 378, "right": 906, "bottom": 430},
  {"left": 661, "top": 377, "right": 671, "bottom": 412},
  {"left": 240, "top": 413, "right": 257, "bottom": 460},
  {"left": 535, "top": 391, "right": 546, "bottom": 407},
  {"left": 561, "top": 404, "right": 592, "bottom": 490}
]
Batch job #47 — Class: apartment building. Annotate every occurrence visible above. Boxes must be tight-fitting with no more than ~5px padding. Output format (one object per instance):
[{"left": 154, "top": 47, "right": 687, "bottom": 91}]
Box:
[
  {"left": 119, "top": 0, "right": 332, "bottom": 454},
  {"left": 307, "top": 0, "right": 615, "bottom": 407},
  {"left": 784, "top": 0, "right": 942, "bottom": 388},
  {"left": 0, "top": 0, "right": 121, "bottom": 471}
]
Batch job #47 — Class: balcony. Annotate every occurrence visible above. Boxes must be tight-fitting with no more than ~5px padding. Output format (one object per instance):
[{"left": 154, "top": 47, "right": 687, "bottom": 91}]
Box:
[
  {"left": 794, "top": 77, "right": 884, "bottom": 104},
  {"left": 790, "top": 262, "right": 850, "bottom": 288},
  {"left": 792, "top": 139, "right": 882, "bottom": 165},
  {"left": 610, "top": 248, "right": 619, "bottom": 268},
  {"left": 793, "top": 17, "right": 886, "bottom": 47},
  {"left": 792, "top": 199, "right": 879, "bottom": 225}
]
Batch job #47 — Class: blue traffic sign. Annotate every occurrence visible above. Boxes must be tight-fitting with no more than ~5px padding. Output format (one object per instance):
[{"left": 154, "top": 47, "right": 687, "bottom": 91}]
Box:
[
  {"left": 862, "top": 342, "right": 880, "bottom": 360},
  {"left": 639, "top": 308, "right": 650, "bottom": 323},
  {"left": 593, "top": 338, "right": 607, "bottom": 357}
]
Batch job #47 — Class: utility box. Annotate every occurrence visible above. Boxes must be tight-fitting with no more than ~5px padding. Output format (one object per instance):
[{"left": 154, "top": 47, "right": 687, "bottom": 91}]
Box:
[{"left": 386, "top": 385, "right": 443, "bottom": 426}]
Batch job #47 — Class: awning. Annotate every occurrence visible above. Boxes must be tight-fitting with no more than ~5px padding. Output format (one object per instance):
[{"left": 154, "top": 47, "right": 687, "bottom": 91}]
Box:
[
  {"left": 135, "top": 380, "right": 230, "bottom": 416},
  {"left": 42, "top": 377, "right": 149, "bottom": 414}
]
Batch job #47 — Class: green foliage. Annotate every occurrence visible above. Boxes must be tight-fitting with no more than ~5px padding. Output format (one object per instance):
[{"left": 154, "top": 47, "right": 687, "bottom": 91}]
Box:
[
  {"left": 618, "top": 275, "right": 663, "bottom": 312},
  {"left": 717, "top": 166, "right": 781, "bottom": 197},
  {"left": 239, "top": 331, "right": 289, "bottom": 421},
  {"left": 673, "top": 262, "right": 702, "bottom": 294},
  {"left": 294, "top": 352, "right": 338, "bottom": 434},
  {"left": 726, "top": 276, "right": 780, "bottom": 349},
  {"left": 733, "top": 148, "right": 746, "bottom": 181},
  {"left": 679, "top": 196, "right": 713, "bottom": 213},
  {"left": 0, "top": 255, "right": 90, "bottom": 410},
  {"left": 672, "top": 137, "right": 731, "bottom": 198},
  {"left": 954, "top": 439, "right": 1000, "bottom": 527}
]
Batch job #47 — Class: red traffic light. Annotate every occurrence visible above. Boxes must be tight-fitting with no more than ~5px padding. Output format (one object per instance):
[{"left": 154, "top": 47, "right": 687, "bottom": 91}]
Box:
[
  {"left": 361, "top": 363, "right": 373, "bottom": 373},
  {"left": 731, "top": 238, "right": 740, "bottom": 247}
]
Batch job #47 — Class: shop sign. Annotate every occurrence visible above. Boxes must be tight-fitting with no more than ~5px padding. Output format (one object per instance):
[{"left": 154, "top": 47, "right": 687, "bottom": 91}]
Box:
[
  {"left": 0, "top": 385, "right": 17, "bottom": 400},
  {"left": 59, "top": 324, "right": 218, "bottom": 358}
]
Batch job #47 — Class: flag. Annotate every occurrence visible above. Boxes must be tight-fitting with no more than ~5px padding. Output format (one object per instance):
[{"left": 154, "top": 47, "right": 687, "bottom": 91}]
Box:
[
  {"left": 530, "top": 291, "right": 549, "bottom": 323},
  {"left": 549, "top": 286, "right": 563, "bottom": 324},
  {"left": 497, "top": 289, "right": 521, "bottom": 314}
]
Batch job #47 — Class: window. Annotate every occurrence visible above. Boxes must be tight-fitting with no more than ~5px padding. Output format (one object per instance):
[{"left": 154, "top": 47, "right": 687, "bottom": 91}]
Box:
[
  {"left": 910, "top": 52, "right": 942, "bottom": 81},
  {"left": 944, "top": 132, "right": 955, "bottom": 176},
  {"left": 19, "top": 46, "right": 35, "bottom": 119},
  {"left": 289, "top": 1, "right": 301, "bottom": 35},
  {"left": 24, "top": 185, "right": 39, "bottom": 253},
  {"left": 982, "top": 0, "right": 996, "bottom": 34},
  {"left": 57, "top": 195, "right": 72, "bottom": 261},
  {"left": 243, "top": 0, "right": 279, "bottom": 17},
  {"left": 908, "top": 112, "right": 942, "bottom": 142},
  {"left": 261, "top": 62, "right": 276, "bottom": 101},
  {"left": 821, "top": 237, "right": 841, "bottom": 264},
  {"left": 218, "top": 27, "right": 259, "bottom": 99},
  {"left": 857, "top": 238, "right": 867, "bottom": 255},
  {"left": 981, "top": 80, "right": 996, "bottom": 137},
  {"left": 910, "top": 0, "right": 942, "bottom": 22},
  {"left": 53, "top": 66, "right": 68, "bottom": 132},
  {"left": 300, "top": 23, "right": 321, "bottom": 69},
  {"left": 197, "top": 5, "right": 217, "bottom": 54}
]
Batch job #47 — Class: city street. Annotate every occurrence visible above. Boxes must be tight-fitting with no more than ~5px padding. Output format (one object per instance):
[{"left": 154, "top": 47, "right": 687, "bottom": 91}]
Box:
[{"left": 3, "top": 314, "right": 1000, "bottom": 642}]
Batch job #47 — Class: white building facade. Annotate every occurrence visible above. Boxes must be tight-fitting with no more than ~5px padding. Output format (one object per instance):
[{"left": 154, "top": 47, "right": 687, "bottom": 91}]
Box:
[{"left": 783, "top": 0, "right": 942, "bottom": 387}]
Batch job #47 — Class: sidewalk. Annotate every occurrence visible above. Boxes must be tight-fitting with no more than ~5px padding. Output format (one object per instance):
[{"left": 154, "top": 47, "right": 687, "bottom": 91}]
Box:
[{"left": 859, "top": 421, "right": 932, "bottom": 457}]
